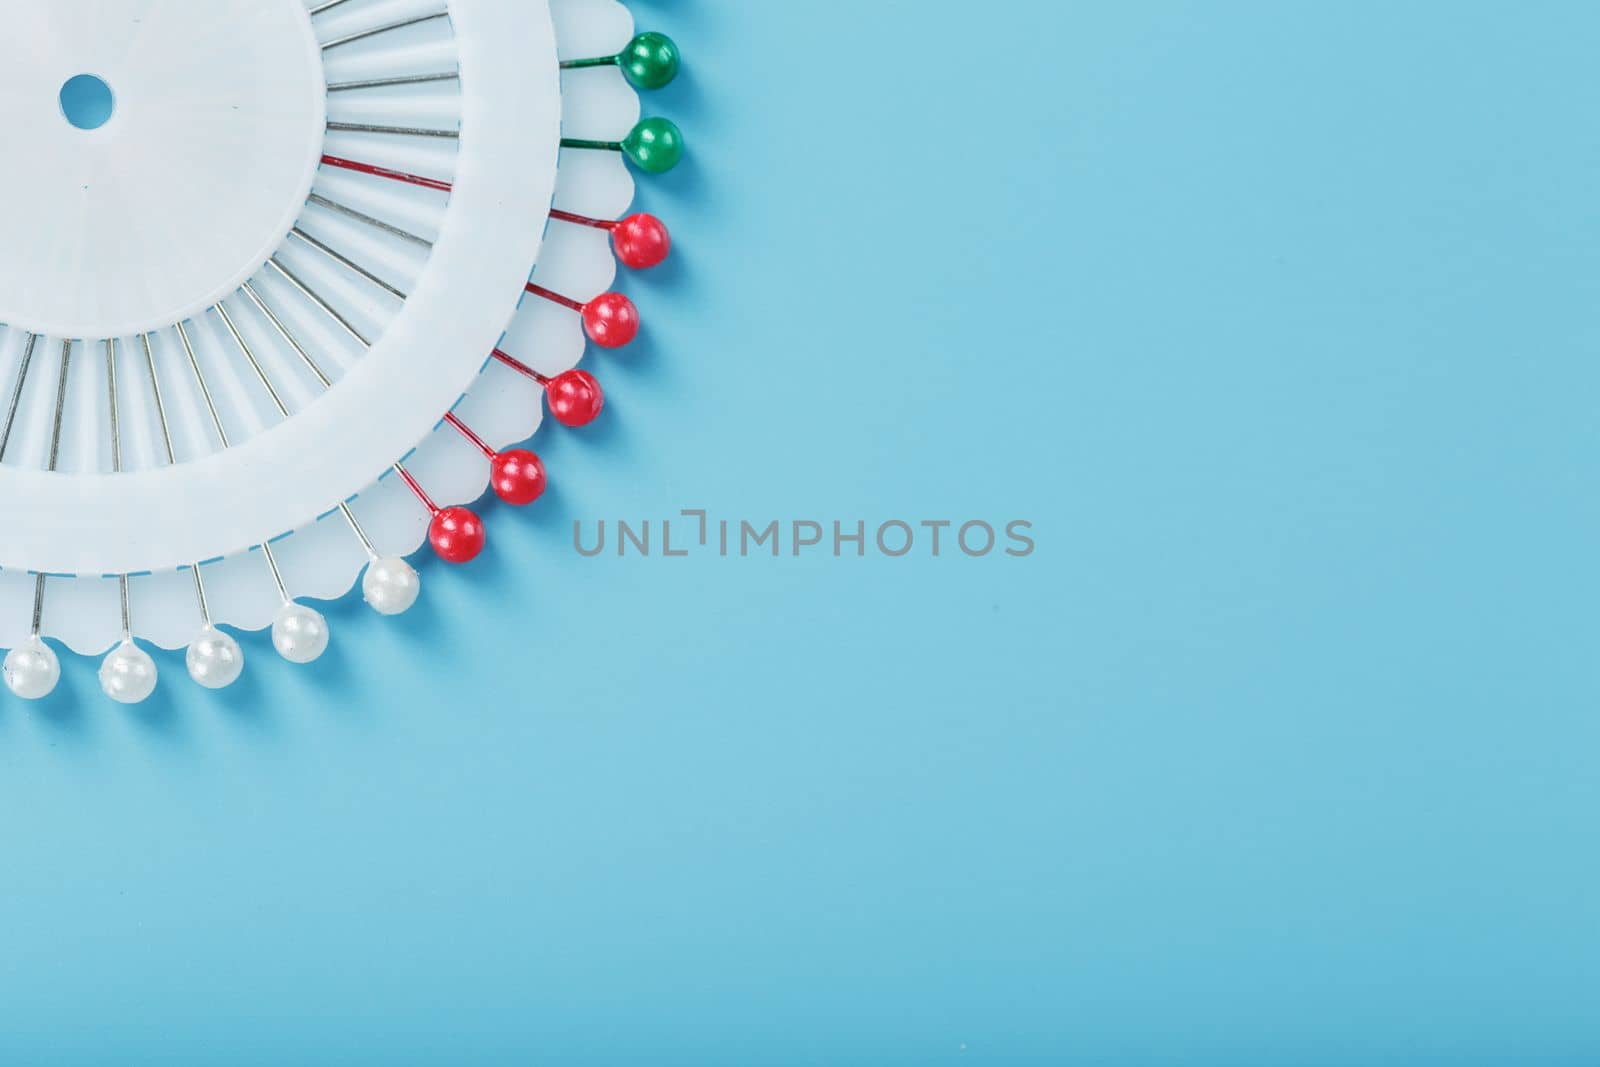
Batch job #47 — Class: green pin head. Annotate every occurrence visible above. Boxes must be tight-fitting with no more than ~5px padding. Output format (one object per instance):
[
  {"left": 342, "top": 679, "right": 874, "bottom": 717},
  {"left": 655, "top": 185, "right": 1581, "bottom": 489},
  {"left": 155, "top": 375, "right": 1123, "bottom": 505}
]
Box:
[
  {"left": 619, "top": 32, "right": 681, "bottom": 91},
  {"left": 622, "top": 117, "right": 684, "bottom": 175}
]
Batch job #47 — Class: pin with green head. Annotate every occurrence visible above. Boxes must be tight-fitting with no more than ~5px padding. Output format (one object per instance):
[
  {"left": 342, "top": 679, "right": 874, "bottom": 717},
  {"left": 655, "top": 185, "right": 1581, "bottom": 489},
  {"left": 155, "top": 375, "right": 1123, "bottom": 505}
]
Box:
[
  {"left": 563, "top": 117, "right": 684, "bottom": 175},
  {"left": 561, "top": 32, "right": 682, "bottom": 91}
]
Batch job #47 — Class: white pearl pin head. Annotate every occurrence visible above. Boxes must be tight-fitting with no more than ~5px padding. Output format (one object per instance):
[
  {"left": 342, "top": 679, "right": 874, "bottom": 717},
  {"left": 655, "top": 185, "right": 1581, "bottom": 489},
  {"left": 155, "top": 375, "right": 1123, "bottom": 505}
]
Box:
[
  {"left": 4, "top": 636, "right": 61, "bottom": 700},
  {"left": 187, "top": 625, "right": 245, "bottom": 689},
  {"left": 363, "top": 557, "right": 421, "bottom": 616},
  {"left": 100, "top": 640, "right": 158, "bottom": 704},
  {"left": 272, "top": 602, "right": 329, "bottom": 664}
]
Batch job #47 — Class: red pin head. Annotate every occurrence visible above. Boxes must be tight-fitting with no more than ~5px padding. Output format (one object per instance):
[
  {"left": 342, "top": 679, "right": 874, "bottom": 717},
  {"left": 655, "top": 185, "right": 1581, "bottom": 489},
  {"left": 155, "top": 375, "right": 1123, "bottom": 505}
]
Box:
[
  {"left": 581, "top": 292, "right": 639, "bottom": 348},
  {"left": 613, "top": 213, "right": 671, "bottom": 270},
  {"left": 430, "top": 506, "right": 486, "bottom": 563},
  {"left": 546, "top": 369, "right": 606, "bottom": 427},
  {"left": 491, "top": 449, "right": 547, "bottom": 506}
]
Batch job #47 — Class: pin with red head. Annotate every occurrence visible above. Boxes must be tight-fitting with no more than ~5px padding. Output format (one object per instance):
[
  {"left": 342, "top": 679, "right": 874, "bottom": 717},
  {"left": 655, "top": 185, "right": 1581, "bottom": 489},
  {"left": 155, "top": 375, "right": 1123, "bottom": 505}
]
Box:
[
  {"left": 550, "top": 210, "right": 672, "bottom": 270},
  {"left": 394, "top": 463, "right": 486, "bottom": 563},
  {"left": 525, "top": 283, "right": 640, "bottom": 348},
  {"left": 444, "top": 413, "right": 548, "bottom": 506},
  {"left": 493, "top": 350, "right": 606, "bottom": 428}
]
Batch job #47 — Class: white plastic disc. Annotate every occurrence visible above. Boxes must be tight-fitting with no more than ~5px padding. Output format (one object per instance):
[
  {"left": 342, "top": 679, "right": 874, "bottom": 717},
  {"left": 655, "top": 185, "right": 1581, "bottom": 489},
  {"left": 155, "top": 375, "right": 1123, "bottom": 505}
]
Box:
[
  {"left": 0, "top": 0, "right": 561, "bottom": 578},
  {"left": 0, "top": 0, "right": 326, "bottom": 339},
  {"left": 0, "top": 0, "right": 649, "bottom": 659}
]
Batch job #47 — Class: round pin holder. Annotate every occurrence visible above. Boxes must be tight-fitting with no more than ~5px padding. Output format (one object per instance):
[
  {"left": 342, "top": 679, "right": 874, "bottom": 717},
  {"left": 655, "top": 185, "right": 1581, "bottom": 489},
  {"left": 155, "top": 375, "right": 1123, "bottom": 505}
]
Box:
[{"left": 0, "top": 0, "right": 683, "bottom": 702}]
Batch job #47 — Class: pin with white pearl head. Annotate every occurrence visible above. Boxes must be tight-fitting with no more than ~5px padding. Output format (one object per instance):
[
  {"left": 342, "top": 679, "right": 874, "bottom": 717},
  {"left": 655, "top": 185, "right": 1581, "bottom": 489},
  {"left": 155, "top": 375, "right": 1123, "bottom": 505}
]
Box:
[
  {"left": 256, "top": 264, "right": 489, "bottom": 568},
  {"left": 97, "top": 339, "right": 159, "bottom": 704},
  {"left": 139, "top": 332, "right": 245, "bottom": 689},
  {"left": 2, "top": 337, "right": 64, "bottom": 700},
  {"left": 179, "top": 317, "right": 331, "bottom": 664},
  {"left": 5, "top": 588, "right": 60, "bottom": 700},
  {"left": 185, "top": 573, "right": 244, "bottom": 689},
  {"left": 100, "top": 597, "right": 158, "bottom": 705},
  {"left": 262, "top": 542, "right": 329, "bottom": 665},
  {"left": 269, "top": 227, "right": 433, "bottom": 589},
  {"left": 349, "top": 503, "right": 420, "bottom": 615},
  {"left": 228, "top": 287, "right": 422, "bottom": 616}
]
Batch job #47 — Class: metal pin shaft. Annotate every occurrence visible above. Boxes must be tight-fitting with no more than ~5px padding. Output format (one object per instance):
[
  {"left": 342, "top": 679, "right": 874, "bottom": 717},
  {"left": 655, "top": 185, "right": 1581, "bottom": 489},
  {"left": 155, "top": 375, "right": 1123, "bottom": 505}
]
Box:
[
  {"left": 327, "top": 71, "right": 459, "bottom": 93},
  {"left": 267, "top": 258, "right": 371, "bottom": 346},
  {"left": 327, "top": 121, "right": 458, "bottom": 140},
  {"left": 321, "top": 12, "right": 447, "bottom": 52},
  {"left": 289, "top": 227, "right": 409, "bottom": 300},
  {"left": 308, "top": 193, "right": 432, "bottom": 249},
  {"left": 0, "top": 332, "right": 38, "bottom": 462},
  {"left": 141, "top": 333, "right": 211, "bottom": 625},
  {"left": 31, "top": 341, "right": 73, "bottom": 637}
]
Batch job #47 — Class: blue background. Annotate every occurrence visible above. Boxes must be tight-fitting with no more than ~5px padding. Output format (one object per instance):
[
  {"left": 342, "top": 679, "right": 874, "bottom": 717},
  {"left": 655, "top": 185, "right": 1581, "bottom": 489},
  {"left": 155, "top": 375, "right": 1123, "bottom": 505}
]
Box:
[{"left": 4, "top": 1, "right": 1600, "bottom": 1062}]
